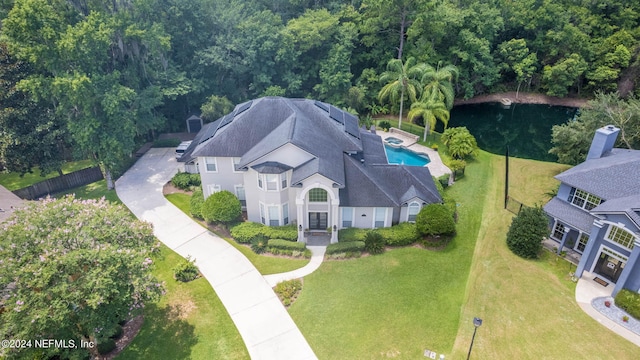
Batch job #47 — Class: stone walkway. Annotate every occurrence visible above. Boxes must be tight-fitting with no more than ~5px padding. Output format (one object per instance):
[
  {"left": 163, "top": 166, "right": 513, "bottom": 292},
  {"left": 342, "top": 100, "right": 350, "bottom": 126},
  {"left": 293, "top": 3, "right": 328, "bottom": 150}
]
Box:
[{"left": 116, "top": 148, "right": 317, "bottom": 360}]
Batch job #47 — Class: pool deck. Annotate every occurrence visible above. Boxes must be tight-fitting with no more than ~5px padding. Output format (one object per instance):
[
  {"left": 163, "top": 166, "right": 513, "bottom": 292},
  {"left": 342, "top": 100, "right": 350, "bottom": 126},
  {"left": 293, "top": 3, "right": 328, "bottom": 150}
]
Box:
[{"left": 378, "top": 129, "right": 451, "bottom": 178}]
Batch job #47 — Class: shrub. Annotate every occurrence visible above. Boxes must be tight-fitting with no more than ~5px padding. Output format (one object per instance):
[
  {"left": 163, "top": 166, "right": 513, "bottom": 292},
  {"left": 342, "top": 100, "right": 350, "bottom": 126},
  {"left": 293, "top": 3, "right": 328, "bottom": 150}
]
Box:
[
  {"left": 171, "top": 172, "right": 201, "bottom": 190},
  {"left": 251, "top": 235, "right": 268, "bottom": 254},
  {"left": 110, "top": 325, "right": 124, "bottom": 340},
  {"left": 364, "top": 231, "right": 385, "bottom": 254},
  {"left": 274, "top": 279, "right": 302, "bottom": 307},
  {"left": 338, "top": 227, "right": 368, "bottom": 242},
  {"left": 437, "top": 174, "right": 450, "bottom": 188},
  {"left": 376, "top": 222, "right": 419, "bottom": 246},
  {"left": 97, "top": 338, "right": 116, "bottom": 355},
  {"left": 615, "top": 289, "right": 640, "bottom": 320},
  {"left": 326, "top": 241, "right": 365, "bottom": 255},
  {"left": 268, "top": 239, "right": 306, "bottom": 251},
  {"left": 153, "top": 138, "right": 181, "bottom": 147},
  {"left": 230, "top": 222, "right": 265, "bottom": 243},
  {"left": 264, "top": 225, "right": 298, "bottom": 241},
  {"left": 379, "top": 120, "right": 391, "bottom": 131},
  {"left": 173, "top": 256, "right": 200, "bottom": 282},
  {"left": 506, "top": 206, "right": 549, "bottom": 259},
  {"left": 416, "top": 204, "right": 456, "bottom": 236},
  {"left": 190, "top": 188, "right": 204, "bottom": 219},
  {"left": 202, "top": 190, "right": 241, "bottom": 225}
]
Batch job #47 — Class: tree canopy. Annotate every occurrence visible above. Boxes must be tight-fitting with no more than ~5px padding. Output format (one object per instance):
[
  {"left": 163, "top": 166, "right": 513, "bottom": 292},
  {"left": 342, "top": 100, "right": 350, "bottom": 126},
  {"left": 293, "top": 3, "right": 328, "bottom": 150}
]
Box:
[
  {"left": 1, "top": 0, "right": 639, "bottom": 177},
  {"left": 0, "top": 196, "right": 163, "bottom": 359}
]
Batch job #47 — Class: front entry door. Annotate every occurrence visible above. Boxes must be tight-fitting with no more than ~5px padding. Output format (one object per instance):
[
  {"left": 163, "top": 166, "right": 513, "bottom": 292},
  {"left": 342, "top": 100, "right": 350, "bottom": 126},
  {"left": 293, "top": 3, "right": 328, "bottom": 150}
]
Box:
[
  {"left": 594, "top": 251, "right": 626, "bottom": 283},
  {"left": 309, "top": 212, "right": 328, "bottom": 230}
]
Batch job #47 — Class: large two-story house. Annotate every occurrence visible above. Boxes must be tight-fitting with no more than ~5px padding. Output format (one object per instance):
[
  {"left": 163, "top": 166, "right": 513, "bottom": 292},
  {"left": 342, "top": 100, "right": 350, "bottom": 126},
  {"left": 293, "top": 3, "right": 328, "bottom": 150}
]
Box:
[
  {"left": 179, "top": 97, "right": 442, "bottom": 243},
  {"left": 544, "top": 125, "right": 640, "bottom": 296}
]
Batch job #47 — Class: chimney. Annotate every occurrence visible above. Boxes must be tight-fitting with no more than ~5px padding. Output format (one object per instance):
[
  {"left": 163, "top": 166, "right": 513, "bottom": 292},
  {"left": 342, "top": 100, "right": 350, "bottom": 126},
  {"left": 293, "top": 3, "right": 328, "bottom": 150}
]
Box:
[{"left": 587, "top": 125, "right": 620, "bottom": 160}]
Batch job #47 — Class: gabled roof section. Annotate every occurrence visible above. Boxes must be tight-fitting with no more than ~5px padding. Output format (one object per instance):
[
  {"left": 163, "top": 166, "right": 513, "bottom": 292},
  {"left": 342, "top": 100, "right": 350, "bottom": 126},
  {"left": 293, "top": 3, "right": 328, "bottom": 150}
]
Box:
[
  {"left": 544, "top": 197, "right": 597, "bottom": 233},
  {"left": 191, "top": 97, "right": 362, "bottom": 184},
  {"left": 339, "top": 155, "right": 442, "bottom": 207},
  {"left": 251, "top": 161, "right": 292, "bottom": 174},
  {"left": 555, "top": 148, "right": 640, "bottom": 199},
  {"left": 592, "top": 194, "right": 640, "bottom": 230}
]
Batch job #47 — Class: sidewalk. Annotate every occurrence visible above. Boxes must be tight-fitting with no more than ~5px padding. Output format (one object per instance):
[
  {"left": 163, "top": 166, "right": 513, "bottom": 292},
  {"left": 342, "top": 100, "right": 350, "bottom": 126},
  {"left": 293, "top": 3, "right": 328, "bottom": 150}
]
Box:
[
  {"left": 575, "top": 272, "right": 640, "bottom": 347},
  {"left": 116, "top": 148, "right": 317, "bottom": 360},
  {"left": 264, "top": 246, "right": 326, "bottom": 287}
]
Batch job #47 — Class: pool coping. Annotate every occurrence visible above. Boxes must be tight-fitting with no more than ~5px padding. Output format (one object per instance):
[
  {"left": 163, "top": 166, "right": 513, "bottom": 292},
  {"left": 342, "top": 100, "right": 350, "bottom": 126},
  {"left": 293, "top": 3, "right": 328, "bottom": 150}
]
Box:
[{"left": 379, "top": 129, "right": 451, "bottom": 178}]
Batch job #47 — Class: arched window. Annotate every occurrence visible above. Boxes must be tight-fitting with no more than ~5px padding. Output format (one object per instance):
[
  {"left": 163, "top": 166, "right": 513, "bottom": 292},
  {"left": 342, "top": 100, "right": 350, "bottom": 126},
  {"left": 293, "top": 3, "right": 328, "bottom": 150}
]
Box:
[
  {"left": 308, "top": 188, "right": 328, "bottom": 202},
  {"left": 407, "top": 202, "right": 421, "bottom": 222}
]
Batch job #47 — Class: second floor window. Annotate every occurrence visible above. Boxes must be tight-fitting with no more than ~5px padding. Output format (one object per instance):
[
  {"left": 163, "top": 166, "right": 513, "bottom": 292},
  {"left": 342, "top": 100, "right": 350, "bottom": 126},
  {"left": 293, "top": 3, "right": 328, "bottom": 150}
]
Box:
[{"left": 568, "top": 188, "right": 602, "bottom": 211}]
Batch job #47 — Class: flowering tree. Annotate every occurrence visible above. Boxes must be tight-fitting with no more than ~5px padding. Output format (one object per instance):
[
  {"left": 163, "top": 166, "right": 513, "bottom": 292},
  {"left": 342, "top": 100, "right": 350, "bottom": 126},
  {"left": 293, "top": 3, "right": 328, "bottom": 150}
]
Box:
[{"left": 0, "top": 196, "right": 164, "bottom": 359}]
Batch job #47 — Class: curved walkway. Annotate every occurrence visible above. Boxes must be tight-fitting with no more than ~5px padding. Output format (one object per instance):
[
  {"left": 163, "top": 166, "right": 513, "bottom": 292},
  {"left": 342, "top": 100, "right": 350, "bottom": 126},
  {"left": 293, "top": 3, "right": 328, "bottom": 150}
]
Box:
[
  {"left": 575, "top": 272, "right": 640, "bottom": 347},
  {"left": 116, "top": 148, "right": 317, "bottom": 360},
  {"left": 264, "top": 246, "right": 326, "bottom": 287}
]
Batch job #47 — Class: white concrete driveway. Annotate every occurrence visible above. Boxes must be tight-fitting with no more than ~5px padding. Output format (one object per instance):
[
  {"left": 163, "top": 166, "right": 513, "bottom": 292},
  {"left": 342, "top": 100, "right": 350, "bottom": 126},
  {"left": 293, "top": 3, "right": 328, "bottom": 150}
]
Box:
[{"left": 116, "top": 148, "right": 317, "bottom": 360}]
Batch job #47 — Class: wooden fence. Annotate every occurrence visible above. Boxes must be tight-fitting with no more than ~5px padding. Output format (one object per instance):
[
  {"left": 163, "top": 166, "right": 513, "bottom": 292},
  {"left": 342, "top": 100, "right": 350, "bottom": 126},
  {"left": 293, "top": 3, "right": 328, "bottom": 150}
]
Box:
[{"left": 12, "top": 166, "right": 103, "bottom": 200}]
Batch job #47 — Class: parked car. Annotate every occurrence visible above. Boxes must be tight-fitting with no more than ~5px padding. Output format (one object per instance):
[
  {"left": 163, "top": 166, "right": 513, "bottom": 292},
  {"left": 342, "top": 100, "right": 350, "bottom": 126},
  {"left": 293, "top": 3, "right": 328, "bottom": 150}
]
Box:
[{"left": 175, "top": 141, "right": 192, "bottom": 159}]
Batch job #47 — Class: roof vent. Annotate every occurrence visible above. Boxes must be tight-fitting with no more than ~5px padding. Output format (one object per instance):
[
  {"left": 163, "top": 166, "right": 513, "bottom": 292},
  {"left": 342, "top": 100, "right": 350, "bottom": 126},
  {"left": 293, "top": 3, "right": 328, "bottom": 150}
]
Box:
[{"left": 360, "top": 159, "right": 365, "bottom": 164}]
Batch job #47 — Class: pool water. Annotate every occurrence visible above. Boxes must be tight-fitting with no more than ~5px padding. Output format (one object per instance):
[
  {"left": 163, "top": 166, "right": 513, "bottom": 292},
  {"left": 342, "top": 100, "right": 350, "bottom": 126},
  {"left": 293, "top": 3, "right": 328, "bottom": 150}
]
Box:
[
  {"left": 385, "top": 137, "right": 404, "bottom": 145},
  {"left": 384, "top": 145, "right": 430, "bottom": 166}
]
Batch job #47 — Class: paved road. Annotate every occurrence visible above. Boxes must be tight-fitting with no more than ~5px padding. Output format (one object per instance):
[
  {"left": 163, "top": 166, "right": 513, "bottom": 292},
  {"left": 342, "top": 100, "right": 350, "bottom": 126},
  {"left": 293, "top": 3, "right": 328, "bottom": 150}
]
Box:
[{"left": 116, "top": 148, "right": 317, "bottom": 360}]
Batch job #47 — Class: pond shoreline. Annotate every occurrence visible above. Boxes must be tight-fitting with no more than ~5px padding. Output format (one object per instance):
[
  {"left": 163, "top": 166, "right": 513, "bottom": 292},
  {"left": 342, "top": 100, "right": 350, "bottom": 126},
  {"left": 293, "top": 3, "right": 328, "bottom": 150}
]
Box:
[{"left": 454, "top": 92, "right": 590, "bottom": 108}]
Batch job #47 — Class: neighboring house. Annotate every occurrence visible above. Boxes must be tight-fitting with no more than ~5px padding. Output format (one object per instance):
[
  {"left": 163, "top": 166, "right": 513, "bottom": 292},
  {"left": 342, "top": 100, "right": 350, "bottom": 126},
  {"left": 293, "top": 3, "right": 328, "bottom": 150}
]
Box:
[
  {"left": 180, "top": 97, "right": 442, "bottom": 243},
  {"left": 544, "top": 125, "right": 640, "bottom": 296}
]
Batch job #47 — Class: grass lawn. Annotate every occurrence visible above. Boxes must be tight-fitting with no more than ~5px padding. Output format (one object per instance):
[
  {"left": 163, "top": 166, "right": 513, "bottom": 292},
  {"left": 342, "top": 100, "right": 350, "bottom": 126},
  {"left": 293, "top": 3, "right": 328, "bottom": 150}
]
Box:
[
  {"left": 288, "top": 152, "right": 490, "bottom": 358},
  {"left": 117, "top": 245, "right": 248, "bottom": 359},
  {"left": 54, "top": 179, "right": 120, "bottom": 204},
  {"left": 0, "top": 159, "right": 94, "bottom": 191},
  {"left": 57, "top": 184, "right": 248, "bottom": 359},
  {"left": 449, "top": 154, "right": 639, "bottom": 359},
  {"left": 164, "top": 192, "right": 310, "bottom": 275}
]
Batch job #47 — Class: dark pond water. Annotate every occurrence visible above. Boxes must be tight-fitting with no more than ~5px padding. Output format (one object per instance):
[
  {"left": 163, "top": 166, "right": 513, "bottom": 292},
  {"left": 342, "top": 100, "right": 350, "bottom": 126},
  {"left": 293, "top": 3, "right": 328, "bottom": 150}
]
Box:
[{"left": 440, "top": 103, "right": 579, "bottom": 162}]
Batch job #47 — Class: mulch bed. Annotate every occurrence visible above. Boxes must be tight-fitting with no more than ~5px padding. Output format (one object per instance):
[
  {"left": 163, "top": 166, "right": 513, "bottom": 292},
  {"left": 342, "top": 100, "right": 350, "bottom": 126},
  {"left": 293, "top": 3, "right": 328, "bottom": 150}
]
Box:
[{"left": 94, "top": 316, "right": 144, "bottom": 360}]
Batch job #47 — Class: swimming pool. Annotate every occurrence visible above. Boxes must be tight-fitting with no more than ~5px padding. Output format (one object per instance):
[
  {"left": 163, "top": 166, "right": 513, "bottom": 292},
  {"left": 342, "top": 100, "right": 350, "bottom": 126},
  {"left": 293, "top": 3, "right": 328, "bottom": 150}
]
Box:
[
  {"left": 385, "top": 136, "right": 404, "bottom": 145},
  {"left": 384, "top": 145, "right": 430, "bottom": 166}
]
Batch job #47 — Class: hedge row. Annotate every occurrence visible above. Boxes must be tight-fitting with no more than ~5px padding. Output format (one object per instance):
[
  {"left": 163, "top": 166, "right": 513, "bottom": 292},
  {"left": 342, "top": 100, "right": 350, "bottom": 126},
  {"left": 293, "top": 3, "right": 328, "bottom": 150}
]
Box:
[
  {"left": 338, "top": 223, "right": 419, "bottom": 246},
  {"left": 326, "top": 241, "right": 365, "bottom": 255},
  {"left": 230, "top": 222, "right": 297, "bottom": 243},
  {"left": 376, "top": 223, "right": 419, "bottom": 246},
  {"left": 615, "top": 289, "right": 640, "bottom": 320},
  {"left": 267, "top": 239, "right": 306, "bottom": 251}
]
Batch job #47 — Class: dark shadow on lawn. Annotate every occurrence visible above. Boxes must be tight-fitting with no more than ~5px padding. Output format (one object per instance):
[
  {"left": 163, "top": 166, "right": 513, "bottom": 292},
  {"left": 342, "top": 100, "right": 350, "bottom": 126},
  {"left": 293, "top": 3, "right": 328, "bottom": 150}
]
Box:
[{"left": 117, "top": 303, "right": 197, "bottom": 359}]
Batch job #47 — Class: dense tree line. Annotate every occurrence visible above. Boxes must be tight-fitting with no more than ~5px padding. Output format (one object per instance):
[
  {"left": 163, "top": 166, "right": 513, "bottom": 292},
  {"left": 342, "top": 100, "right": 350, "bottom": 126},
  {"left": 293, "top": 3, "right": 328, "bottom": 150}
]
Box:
[{"left": 0, "top": 0, "right": 639, "bottom": 178}]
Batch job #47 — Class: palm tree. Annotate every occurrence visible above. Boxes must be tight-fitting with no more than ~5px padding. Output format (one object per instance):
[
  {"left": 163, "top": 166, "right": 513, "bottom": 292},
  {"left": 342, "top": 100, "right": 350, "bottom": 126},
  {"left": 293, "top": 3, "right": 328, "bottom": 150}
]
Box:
[
  {"left": 378, "top": 57, "right": 423, "bottom": 130},
  {"left": 407, "top": 98, "right": 450, "bottom": 142},
  {"left": 420, "top": 63, "right": 458, "bottom": 110}
]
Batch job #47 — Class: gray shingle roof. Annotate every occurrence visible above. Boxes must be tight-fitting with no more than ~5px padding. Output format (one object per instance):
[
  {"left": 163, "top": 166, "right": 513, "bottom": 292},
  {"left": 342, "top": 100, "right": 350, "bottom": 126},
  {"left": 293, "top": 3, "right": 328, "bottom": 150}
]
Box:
[
  {"left": 190, "top": 97, "right": 442, "bottom": 209},
  {"left": 177, "top": 119, "right": 220, "bottom": 163},
  {"left": 339, "top": 155, "right": 442, "bottom": 207},
  {"left": 555, "top": 148, "right": 640, "bottom": 200},
  {"left": 592, "top": 194, "right": 640, "bottom": 230},
  {"left": 251, "top": 162, "right": 292, "bottom": 174},
  {"left": 544, "top": 197, "right": 597, "bottom": 233},
  {"left": 192, "top": 97, "right": 361, "bottom": 185}
]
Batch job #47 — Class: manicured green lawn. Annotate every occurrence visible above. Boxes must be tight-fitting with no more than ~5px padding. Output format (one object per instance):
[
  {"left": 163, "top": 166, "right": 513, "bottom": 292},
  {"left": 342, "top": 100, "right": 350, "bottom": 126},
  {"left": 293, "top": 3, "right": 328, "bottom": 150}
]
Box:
[
  {"left": 54, "top": 179, "right": 120, "bottom": 204},
  {"left": 165, "top": 193, "right": 191, "bottom": 213},
  {"left": 57, "top": 184, "right": 248, "bottom": 359},
  {"left": 117, "top": 245, "right": 248, "bottom": 359},
  {"left": 0, "top": 159, "right": 94, "bottom": 190},
  {"left": 289, "top": 152, "right": 490, "bottom": 358},
  {"left": 449, "top": 154, "right": 639, "bottom": 359},
  {"left": 164, "top": 192, "right": 310, "bottom": 275}
]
